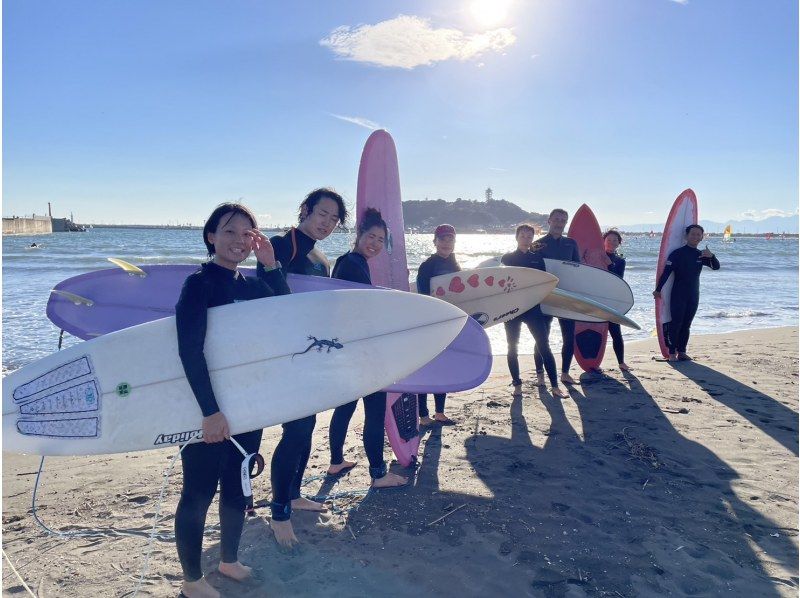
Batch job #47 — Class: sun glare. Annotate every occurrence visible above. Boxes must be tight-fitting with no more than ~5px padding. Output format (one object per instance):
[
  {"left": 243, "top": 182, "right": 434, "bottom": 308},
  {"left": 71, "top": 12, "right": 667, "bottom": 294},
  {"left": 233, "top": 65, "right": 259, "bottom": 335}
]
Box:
[{"left": 470, "top": 0, "right": 511, "bottom": 27}]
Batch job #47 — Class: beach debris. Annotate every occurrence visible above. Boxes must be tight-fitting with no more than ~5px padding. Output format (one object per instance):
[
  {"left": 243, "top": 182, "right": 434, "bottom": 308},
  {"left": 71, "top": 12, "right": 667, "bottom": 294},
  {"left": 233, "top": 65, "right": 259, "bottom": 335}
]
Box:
[
  {"left": 427, "top": 503, "right": 466, "bottom": 526},
  {"left": 614, "top": 427, "right": 661, "bottom": 468},
  {"left": 662, "top": 407, "right": 689, "bottom": 414}
]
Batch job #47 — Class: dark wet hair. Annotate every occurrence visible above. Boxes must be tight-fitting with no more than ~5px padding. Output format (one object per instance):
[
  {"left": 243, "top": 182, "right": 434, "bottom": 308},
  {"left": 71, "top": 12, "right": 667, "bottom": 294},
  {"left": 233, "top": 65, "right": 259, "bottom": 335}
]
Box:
[
  {"left": 515, "top": 223, "right": 537, "bottom": 238},
  {"left": 299, "top": 188, "right": 348, "bottom": 226},
  {"left": 603, "top": 229, "right": 623, "bottom": 244},
  {"left": 357, "top": 208, "right": 388, "bottom": 240},
  {"left": 549, "top": 208, "right": 568, "bottom": 219},
  {"left": 685, "top": 224, "right": 704, "bottom": 235},
  {"left": 203, "top": 202, "right": 257, "bottom": 256}
]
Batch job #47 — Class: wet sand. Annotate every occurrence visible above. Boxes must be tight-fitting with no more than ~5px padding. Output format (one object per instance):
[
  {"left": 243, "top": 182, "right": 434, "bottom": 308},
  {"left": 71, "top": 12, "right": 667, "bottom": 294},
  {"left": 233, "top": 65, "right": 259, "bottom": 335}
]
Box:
[{"left": 3, "top": 327, "right": 798, "bottom": 597}]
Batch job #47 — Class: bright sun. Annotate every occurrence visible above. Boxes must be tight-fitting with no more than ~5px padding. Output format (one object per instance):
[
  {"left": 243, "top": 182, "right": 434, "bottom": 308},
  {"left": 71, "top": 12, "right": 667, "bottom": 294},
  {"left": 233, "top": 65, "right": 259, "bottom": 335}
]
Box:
[{"left": 470, "top": 0, "right": 511, "bottom": 27}]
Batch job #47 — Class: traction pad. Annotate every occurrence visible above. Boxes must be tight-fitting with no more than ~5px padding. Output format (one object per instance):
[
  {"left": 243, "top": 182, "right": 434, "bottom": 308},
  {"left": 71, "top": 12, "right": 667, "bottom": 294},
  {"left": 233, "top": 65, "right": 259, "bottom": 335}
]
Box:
[
  {"left": 12, "top": 355, "right": 101, "bottom": 438},
  {"left": 391, "top": 393, "right": 419, "bottom": 442}
]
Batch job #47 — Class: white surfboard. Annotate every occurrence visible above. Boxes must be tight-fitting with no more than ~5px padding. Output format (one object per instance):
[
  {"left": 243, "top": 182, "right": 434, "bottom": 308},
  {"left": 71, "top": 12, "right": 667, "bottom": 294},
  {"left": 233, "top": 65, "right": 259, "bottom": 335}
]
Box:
[
  {"left": 427, "top": 267, "right": 558, "bottom": 328},
  {"left": 543, "top": 288, "right": 640, "bottom": 329},
  {"left": 476, "top": 257, "right": 639, "bottom": 328},
  {"left": 3, "top": 290, "right": 467, "bottom": 456},
  {"left": 542, "top": 259, "right": 634, "bottom": 315}
]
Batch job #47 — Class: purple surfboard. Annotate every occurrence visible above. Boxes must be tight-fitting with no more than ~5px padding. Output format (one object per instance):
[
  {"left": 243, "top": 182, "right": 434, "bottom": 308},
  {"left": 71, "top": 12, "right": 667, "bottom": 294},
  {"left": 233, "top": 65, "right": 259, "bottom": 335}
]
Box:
[{"left": 46, "top": 264, "right": 491, "bottom": 395}]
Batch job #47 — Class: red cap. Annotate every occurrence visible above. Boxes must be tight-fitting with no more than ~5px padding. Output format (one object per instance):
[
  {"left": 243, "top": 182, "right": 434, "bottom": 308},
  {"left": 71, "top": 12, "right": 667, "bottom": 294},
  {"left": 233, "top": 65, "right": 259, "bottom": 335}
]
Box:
[{"left": 434, "top": 224, "right": 456, "bottom": 238}]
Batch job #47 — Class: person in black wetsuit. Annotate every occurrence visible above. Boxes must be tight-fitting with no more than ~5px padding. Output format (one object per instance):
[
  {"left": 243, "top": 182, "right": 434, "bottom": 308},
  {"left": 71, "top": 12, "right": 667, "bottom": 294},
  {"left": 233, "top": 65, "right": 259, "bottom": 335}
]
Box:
[
  {"left": 174, "top": 203, "right": 290, "bottom": 598},
  {"left": 653, "top": 224, "right": 720, "bottom": 361},
  {"left": 535, "top": 208, "right": 581, "bottom": 385},
  {"left": 416, "top": 223, "right": 460, "bottom": 425},
  {"left": 502, "top": 224, "right": 568, "bottom": 399},
  {"left": 325, "top": 208, "right": 408, "bottom": 488},
  {"left": 255, "top": 188, "right": 348, "bottom": 548},
  {"left": 603, "top": 229, "right": 630, "bottom": 371}
]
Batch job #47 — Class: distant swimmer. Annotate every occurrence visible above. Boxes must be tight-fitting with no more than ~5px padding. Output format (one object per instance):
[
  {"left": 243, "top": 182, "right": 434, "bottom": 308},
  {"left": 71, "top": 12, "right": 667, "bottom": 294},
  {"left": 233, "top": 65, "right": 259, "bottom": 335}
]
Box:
[
  {"left": 603, "top": 230, "right": 630, "bottom": 371},
  {"left": 653, "top": 224, "right": 720, "bottom": 362},
  {"left": 30, "top": 242, "right": 38, "bottom": 247},
  {"left": 326, "top": 208, "right": 408, "bottom": 489},
  {"left": 416, "top": 224, "right": 460, "bottom": 425}
]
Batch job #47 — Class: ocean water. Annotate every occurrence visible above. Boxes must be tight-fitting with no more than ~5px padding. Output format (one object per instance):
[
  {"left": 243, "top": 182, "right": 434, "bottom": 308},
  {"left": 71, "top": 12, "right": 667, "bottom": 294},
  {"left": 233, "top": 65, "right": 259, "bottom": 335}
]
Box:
[{"left": 3, "top": 230, "right": 798, "bottom": 373}]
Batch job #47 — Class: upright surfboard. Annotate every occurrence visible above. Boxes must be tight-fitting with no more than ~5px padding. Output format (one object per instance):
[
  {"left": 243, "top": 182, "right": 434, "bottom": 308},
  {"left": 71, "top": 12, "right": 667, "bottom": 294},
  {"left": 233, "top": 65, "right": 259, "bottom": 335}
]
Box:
[
  {"left": 4, "top": 290, "right": 467, "bottom": 456},
  {"left": 428, "top": 267, "right": 558, "bottom": 328},
  {"left": 359, "top": 130, "right": 431, "bottom": 466},
  {"left": 655, "top": 189, "right": 698, "bottom": 358},
  {"left": 568, "top": 204, "right": 610, "bottom": 371}
]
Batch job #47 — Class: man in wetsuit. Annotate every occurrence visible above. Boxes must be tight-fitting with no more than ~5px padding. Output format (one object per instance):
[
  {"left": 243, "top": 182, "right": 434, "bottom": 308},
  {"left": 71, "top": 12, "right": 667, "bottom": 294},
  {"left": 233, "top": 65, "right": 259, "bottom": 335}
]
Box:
[
  {"left": 653, "top": 224, "right": 720, "bottom": 361},
  {"left": 255, "top": 188, "right": 348, "bottom": 548},
  {"left": 536, "top": 208, "right": 581, "bottom": 385}
]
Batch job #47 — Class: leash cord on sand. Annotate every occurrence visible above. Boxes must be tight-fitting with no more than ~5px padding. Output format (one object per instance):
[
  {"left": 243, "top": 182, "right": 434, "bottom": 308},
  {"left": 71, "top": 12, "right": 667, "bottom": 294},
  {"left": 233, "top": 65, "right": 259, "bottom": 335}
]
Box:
[
  {"left": 28, "top": 434, "right": 208, "bottom": 598},
  {"left": 2, "top": 548, "right": 37, "bottom": 598}
]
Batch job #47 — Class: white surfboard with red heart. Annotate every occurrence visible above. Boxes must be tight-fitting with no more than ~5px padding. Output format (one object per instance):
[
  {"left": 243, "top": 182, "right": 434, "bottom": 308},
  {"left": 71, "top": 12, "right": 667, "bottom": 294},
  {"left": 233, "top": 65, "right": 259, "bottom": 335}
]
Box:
[{"left": 427, "top": 266, "right": 558, "bottom": 328}]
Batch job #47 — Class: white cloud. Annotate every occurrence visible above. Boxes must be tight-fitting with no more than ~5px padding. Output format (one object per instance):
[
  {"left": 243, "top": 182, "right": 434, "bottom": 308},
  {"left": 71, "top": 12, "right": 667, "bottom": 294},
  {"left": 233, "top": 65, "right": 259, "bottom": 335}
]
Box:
[
  {"left": 330, "top": 114, "right": 382, "bottom": 130},
  {"left": 739, "top": 208, "right": 799, "bottom": 221},
  {"left": 669, "top": 0, "right": 689, "bottom": 4},
  {"left": 489, "top": 167, "right": 508, "bottom": 172},
  {"left": 256, "top": 213, "right": 272, "bottom": 222},
  {"left": 320, "top": 15, "right": 516, "bottom": 69}
]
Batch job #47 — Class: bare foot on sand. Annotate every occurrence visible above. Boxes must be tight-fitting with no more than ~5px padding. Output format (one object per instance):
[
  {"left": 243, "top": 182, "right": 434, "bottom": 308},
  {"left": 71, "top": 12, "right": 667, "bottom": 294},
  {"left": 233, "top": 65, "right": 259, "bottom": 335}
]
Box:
[
  {"left": 433, "top": 413, "right": 455, "bottom": 425},
  {"left": 668, "top": 354, "right": 678, "bottom": 362},
  {"left": 511, "top": 382, "right": 523, "bottom": 396},
  {"left": 618, "top": 362, "right": 631, "bottom": 371},
  {"left": 181, "top": 577, "right": 219, "bottom": 598},
  {"left": 535, "top": 373, "right": 546, "bottom": 387},
  {"left": 291, "top": 497, "right": 326, "bottom": 512},
  {"left": 678, "top": 353, "right": 692, "bottom": 361},
  {"left": 372, "top": 472, "right": 408, "bottom": 489},
  {"left": 218, "top": 561, "right": 252, "bottom": 582},
  {"left": 419, "top": 416, "right": 434, "bottom": 426},
  {"left": 561, "top": 373, "right": 577, "bottom": 385},
  {"left": 270, "top": 519, "right": 300, "bottom": 548},
  {"left": 327, "top": 460, "right": 356, "bottom": 476},
  {"left": 551, "top": 387, "right": 568, "bottom": 399}
]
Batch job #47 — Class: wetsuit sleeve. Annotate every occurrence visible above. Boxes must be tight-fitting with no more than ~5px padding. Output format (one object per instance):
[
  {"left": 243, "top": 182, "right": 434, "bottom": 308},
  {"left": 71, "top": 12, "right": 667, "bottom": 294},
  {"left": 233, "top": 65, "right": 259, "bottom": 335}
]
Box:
[
  {"left": 256, "top": 266, "right": 291, "bottom": 296},
  {"left": 333, "top": 256, "right": 371, "bottom": 285},
  {"left": 416, "top": 261, "right": 432, "bottom": 295},
  {"left": 655, "top": 253, "right": 676, "bottom": 292},
  {"left": 571, "top": 241, "right": 581, "bottom": 263},
  {"left": 703, "top": 255, "right": 721, "bottom": 270},
  {"left": 175, "top": 275, "right": 220, "bottom": 417},
  {"left": 618, "top": 258, "right": 626, "bottom": 278},
  {"left": 500, "top": 252, "right": 513, "bottom": 266},
  {"left": 257, "top": 234, "right": 293, "bottom": 279}
]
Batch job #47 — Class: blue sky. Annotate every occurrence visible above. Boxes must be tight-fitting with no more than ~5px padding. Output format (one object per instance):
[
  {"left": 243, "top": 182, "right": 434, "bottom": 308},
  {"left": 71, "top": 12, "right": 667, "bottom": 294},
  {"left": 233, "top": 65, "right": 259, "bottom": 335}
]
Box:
[{"left": 3, "top": 0, "right": 797, "bottom": 227}]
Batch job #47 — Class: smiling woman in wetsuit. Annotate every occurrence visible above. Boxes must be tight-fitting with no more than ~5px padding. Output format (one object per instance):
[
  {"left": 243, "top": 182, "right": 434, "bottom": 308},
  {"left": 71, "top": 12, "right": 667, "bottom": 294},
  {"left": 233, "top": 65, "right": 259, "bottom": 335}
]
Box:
[
  {"left": 653, "top": 224, "right": 720, "bottom": 362},
  {"left": 174, "top": 203, "right": 289, "bottom": 598},
  {"left": 255, "top": 188, "right": 349, "bottom": 548},
  {"left": 325, "top": 208, "right": 408, "bottom": 488}
]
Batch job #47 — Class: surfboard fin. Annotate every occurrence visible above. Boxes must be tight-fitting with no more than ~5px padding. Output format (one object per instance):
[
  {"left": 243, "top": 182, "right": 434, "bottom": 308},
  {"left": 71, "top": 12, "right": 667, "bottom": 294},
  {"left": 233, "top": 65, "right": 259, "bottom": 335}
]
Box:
[
  {"left": 107, "top": 258, "right": 147, "bottom": 277},
  {"left": 50, "top": 289, "right": 94, "bottom": 307}
]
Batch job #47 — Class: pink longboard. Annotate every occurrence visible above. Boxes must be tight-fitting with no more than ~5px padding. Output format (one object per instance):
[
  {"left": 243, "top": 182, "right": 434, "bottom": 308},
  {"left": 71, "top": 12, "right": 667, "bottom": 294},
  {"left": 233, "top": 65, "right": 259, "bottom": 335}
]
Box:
[
  {"left": 568, "top": 204, "right": 610, "bottom": 372},
  {"left": 655, "top": 189, "right": 698, "bottom": 358},
  {"left": 356, "top": 130, "right": 419, "bottom": 467}
]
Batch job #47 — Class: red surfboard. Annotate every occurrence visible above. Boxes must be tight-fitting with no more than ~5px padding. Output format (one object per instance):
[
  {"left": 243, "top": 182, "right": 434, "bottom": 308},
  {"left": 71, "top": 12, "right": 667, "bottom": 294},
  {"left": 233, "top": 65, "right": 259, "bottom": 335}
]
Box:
[{"left": 568, "top": 204, "right": 611, "bottom": 371}]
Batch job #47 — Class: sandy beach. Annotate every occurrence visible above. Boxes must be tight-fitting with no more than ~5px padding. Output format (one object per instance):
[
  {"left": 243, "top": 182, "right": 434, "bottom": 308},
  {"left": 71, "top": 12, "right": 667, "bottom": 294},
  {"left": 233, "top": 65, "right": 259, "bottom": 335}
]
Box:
[{"left": 3, "top": 327, "right": 797, "bottom": 597}]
